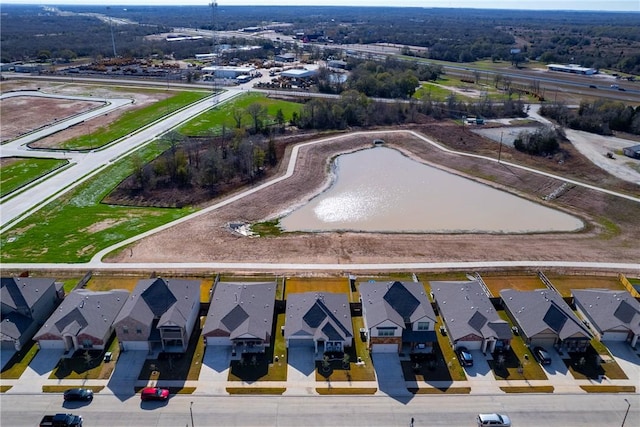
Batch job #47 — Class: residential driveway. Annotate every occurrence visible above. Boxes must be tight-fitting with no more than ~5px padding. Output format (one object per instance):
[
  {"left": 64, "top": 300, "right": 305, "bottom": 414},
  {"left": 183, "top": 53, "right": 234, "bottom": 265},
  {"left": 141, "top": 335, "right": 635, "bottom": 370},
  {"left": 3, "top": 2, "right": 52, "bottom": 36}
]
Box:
[
  {"left": 7, "top": 348, "right": 64, "bottom": 394},
  {"left": 196, "top": 346, "right": 231, "bottom": 395},
  {"left": 106, "top": 350, "right": 147, "bottom": 400},
  {"left": 372, "top": 353, "right": 411, "bottom": 398},
  {"left": 606, "top": 341, "right": 640, "bottom": 381},
  {"left": 284, "top": 346, "right": 316, "bottom": 396},
  {"left": 535, "top": 350, "right": 582, "bottom": 393},
  {"left": 462, "top": 350, "right": 501, "bottom": 395},
  {"left": 0, "top": 349, "right": 17, "bottom": 370}
]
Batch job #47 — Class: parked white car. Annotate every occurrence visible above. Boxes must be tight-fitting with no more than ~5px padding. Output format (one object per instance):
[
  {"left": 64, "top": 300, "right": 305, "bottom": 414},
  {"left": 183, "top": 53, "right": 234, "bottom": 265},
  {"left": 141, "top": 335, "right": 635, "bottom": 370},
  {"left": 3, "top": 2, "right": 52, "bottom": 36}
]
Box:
[{"left": 477, "top": 413, "right": 511, "bottom": 426}]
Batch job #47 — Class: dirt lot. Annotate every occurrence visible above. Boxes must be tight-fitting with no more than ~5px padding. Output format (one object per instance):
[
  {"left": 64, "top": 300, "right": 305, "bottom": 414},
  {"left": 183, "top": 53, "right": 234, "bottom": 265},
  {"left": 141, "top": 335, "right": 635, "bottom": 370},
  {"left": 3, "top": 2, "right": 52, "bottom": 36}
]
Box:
[
  {"left": 0, "top": 80, "right": 170, "bottom": 149},
  {"left": 105, "top": 124, "right": 640, "bottom": 270}
]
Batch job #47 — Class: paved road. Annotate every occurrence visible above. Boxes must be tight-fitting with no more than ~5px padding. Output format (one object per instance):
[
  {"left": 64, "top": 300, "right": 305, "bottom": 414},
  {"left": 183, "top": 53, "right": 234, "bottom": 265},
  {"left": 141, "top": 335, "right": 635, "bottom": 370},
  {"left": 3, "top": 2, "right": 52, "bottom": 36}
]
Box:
[{"left": 0, "top": 393, "right": 637, "bottom": 427}]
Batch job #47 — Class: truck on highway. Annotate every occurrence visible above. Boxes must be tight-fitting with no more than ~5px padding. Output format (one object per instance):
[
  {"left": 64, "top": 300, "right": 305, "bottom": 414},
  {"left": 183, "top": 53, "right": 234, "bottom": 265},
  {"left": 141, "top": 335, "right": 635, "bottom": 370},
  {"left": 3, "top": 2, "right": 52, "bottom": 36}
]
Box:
[{"left": 40, "top": 413, "right": 83, "bottom": 427}]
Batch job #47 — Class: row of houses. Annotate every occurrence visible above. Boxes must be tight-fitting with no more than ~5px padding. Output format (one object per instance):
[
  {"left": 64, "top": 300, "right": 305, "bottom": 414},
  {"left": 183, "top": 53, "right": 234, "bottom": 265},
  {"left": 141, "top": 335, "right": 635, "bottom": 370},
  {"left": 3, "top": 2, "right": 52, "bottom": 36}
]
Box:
[{"left": 2, "top": 277, "right": 639, "bottom": 363}]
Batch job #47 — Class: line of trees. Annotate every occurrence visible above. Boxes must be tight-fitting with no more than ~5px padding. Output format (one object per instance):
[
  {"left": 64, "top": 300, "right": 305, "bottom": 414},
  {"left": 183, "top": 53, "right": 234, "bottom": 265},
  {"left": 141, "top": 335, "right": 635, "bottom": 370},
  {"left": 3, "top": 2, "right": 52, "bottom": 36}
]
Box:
[{"left": 540, "top": 100, "right": 640, "bottom": 136}]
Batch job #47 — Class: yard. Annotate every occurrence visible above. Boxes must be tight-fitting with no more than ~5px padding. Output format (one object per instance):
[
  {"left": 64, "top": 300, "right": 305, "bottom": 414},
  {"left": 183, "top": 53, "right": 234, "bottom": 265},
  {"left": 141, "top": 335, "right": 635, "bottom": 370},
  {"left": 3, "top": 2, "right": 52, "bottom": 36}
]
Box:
[
  {"left": 481, "top": 274, "right": 545, "bottom": 295},
  {"left": 50, "top": 334, "right": 120, "bottom": 380},
  {"left": 227, "top": 312, "right": 287, "bottom": 383},
  {"left": 1, "top": 340, "right": 39, "bottom": 379},
  {"left": 284, "top": 276, "right": 349, "bottom": 296},
  {"left": 138, "top": 321, "right": 205, "bottom": 382},
  {"left": 315, "top": 317, "right": 376, "bottom": 383},
  {"left": 545, "top": 275, "right": 625, "bottom": 297}
]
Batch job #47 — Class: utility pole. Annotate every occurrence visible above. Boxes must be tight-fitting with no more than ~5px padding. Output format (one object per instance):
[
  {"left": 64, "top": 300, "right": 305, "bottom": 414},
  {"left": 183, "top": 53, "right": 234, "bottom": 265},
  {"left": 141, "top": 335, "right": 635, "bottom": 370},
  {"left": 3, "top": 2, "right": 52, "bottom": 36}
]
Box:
[
  {"left": 498, "top": 131, "right": 503, "bottom": 163},
  {"left": 106, "top": 7, "right": 117, "bottom": 57},
  {"left": 210, "top": 1, "right": 218, "bottom": 104},
  {"left": 190, "top": 401, "right": 195, "bottom": 427}
]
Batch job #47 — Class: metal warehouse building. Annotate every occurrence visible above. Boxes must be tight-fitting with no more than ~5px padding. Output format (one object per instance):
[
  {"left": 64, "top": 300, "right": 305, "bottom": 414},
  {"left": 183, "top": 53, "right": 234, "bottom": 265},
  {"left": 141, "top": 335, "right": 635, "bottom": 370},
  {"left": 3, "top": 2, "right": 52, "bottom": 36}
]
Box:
[
  {"left": 201, "top": 65, "right": 255, "bottom": 79},
  {"left": 547, "top": 64, "right": 597, "bottom": 75}
]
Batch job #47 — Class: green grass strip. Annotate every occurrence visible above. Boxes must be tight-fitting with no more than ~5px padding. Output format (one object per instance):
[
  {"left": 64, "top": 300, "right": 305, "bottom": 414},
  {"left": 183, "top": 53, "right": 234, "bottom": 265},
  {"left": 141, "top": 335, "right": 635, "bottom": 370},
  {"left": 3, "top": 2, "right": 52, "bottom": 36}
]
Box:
[
  {"left": 0, "top": 139, "right": 195, "bottom": 263},
  {"left": 178, "top": 92, "right": 302, "bottom": 137},
  {"left": 0, "top": 158, "right": 68, "bottom": 197},
  {"left": 59, "top": 91, "right": 209, "bottom": 150}
]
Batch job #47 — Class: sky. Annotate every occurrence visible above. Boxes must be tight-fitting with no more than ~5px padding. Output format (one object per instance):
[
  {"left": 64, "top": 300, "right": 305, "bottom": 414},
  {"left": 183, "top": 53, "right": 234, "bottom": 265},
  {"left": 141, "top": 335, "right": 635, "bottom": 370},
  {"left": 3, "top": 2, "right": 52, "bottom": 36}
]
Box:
[{"left": 1, "top": 1, "right": 639, "bottom": 12}]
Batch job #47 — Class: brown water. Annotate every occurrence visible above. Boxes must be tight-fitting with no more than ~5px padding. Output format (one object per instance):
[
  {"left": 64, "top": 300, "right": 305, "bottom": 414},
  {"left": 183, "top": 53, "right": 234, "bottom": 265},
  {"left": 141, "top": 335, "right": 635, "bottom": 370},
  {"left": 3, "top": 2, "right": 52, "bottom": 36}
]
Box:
[{"left": 280, "top": 146, "right": 583, "bottom": 233}]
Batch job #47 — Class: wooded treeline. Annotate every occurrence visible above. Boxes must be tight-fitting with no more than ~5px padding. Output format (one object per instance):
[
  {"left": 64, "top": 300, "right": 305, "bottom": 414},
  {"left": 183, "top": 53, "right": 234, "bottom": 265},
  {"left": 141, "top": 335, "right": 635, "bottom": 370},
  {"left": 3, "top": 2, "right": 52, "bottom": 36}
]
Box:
[
  {"left": 2, "top": 5, "right": 639, "bottom": 74},
  {"left": 540, "top": 101, "right": 640, "bottom": 136}
]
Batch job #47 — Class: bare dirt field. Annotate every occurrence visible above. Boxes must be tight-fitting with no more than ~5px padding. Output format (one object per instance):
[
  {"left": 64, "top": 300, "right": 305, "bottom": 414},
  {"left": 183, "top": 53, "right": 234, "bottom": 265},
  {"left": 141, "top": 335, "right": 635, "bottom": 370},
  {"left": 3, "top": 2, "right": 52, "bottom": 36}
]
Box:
[
  {"left": 105, "top": 124, "right": 640, "bottom": 270},
  {"left": 0, "top": 96, "right": 102, "bottom": 143},
  {"left": 0, "top": 80, "right": 171, "bottom": 149}
]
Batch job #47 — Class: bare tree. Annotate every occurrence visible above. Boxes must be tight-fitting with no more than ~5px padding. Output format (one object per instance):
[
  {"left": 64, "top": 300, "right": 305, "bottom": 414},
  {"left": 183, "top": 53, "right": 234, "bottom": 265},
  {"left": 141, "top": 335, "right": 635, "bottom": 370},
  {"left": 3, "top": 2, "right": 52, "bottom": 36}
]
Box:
[
  {"left": 231, "top": 107, "right": 244, "bottom": 128},
  {"left": 246, "top": 103, "right": 267, "bottom": 134}
]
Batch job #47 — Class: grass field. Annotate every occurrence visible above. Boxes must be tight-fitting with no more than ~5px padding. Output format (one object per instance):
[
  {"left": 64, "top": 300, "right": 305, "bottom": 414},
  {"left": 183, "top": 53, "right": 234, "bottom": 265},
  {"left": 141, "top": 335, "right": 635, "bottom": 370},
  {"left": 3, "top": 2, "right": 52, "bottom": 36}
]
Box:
[
  {"left": 545, "top": 275, "right": 624, "bottom": 297},
  {"left": 178, "top": 92, "right": 303, "bottom": 137},
  {"left": 59, "top": 91, "right": 210, "bottom": 150},
  {"left": 481, "top": 275, "right": 545, "bottom": 296},
  {"left": 0, "top": 138, "right": 195, "bottom": 263},
  {"left": 0, "top": 158, "right": 68, "bottom": 198}
]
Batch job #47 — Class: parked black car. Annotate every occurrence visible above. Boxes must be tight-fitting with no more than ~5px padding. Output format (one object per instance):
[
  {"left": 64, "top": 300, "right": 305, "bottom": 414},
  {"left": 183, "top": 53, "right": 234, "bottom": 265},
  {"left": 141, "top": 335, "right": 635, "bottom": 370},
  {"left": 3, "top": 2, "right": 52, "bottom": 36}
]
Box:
[
  {"left": 456, "top": 346, "right": 474, "bottom": 366},
  {"left": 63, "top": 388, "right": 93, "bottom": 402},
  {"left": 533, "top": 347, "right": 552, "bottom": 365}
]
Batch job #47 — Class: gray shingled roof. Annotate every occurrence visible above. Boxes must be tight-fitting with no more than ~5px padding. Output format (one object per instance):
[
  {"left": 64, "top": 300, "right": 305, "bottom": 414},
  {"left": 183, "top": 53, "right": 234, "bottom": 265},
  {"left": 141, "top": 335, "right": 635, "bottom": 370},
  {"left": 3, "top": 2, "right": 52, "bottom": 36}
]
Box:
[
  {"left": 359, "top": 281, "right": 435, "bottom": 330},
  {"left": 500, "top": 289, "right": 592, "bottom": 340},
  {"left": 285, "top": 292, "right": 353, "bottom": 342},
  {"left": 573, "top": 289, "right": 640, "bottom": 336},
  {"left": 431, "top": 280, "right": 511, "bottom": 342},
  {"left": 202, "top": 282, "right": 276, "bottom": 341},
  {"left": 1, "top": 277, "right": 58, "bottom": 313},
  {"left": 35, "top": 289, "right": 128, "bottom": 341},
  {"left": 1, "top": 277, "right": 59, "bottom": 342},
  {"left": 114, "top": 278, "right": 200, "bottom": 336}
]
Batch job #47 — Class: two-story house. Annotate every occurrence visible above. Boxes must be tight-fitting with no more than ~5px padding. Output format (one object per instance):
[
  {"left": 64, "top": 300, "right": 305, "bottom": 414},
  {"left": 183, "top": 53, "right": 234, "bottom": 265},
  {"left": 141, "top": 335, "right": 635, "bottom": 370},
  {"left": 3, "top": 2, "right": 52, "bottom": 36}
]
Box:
[{"left": 359, "top": 281, "right": 437, "bottom": 354}]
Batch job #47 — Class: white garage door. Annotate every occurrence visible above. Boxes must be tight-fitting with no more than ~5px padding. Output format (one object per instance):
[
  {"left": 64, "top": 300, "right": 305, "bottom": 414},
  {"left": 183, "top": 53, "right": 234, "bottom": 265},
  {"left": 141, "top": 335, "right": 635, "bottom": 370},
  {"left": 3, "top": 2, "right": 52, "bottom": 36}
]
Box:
[
  {"left": 456, "top": 340, "right": 483, "bottom": 351},
  {"left": 205, "top": 336, "right": 232, "bottom": 346},
  {"left": 602, "top": 331, "right": 629, "bottom": 342},
  {"left": 37, "top": 340, "right": 65, "bottom": 350},
  {"left": 372, "top": 343, "right": 398, "bottom": 353},
  {"left": 121, "top": 341, "right": 149, "bottom": 351},
  {"left": 288, "top": 338, "right": 314, "bottom": 348}
]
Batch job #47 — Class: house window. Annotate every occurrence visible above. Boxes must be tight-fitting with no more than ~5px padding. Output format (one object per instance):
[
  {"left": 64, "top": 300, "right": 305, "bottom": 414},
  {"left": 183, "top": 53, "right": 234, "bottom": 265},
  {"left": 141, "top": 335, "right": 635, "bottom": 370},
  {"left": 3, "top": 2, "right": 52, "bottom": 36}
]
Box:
[
  {"left": 377, "top": 328, "right": 395, "bottom": 337},
  {"left": 123, "top": 326, "right": 129, "bottom": 334},
  {"left": 136, "top": 328, "right": 142, "bottom": 334},
  {"left": 417, "top": 322, "right": 430, "bottom": 331},
  {"left": 82, "top": 339, "right": 93, "bottom": 348}
]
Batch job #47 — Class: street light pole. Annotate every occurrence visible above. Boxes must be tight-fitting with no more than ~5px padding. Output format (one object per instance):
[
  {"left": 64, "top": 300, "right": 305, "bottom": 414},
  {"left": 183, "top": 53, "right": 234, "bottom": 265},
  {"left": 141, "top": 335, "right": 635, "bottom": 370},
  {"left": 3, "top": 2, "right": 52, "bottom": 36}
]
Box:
[
  {"left": 190, "top": 401, "right": 194, "bottom": 427},
  {"left": 621, "top": 398, "right": 631, "bottom": 427}
]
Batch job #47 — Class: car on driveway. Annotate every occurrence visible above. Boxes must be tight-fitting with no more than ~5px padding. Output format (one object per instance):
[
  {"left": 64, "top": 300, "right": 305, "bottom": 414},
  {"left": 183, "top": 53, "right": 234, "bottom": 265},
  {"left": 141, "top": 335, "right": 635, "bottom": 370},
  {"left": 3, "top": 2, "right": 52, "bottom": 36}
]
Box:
[
  {"left": 63, "top": 388, "right": 93, "bottom": 402},
  {"left": 140, "top": 387, "right": 169, "bottom": 401},
  {"left": 456, "top": 346, "right": 473, "bottom": 366},
  {"left": 477, "top": 413, "right": 511, "bottom": 426},
  {"left": 533, "top": 346, "right": 552, "bottom": 365}
]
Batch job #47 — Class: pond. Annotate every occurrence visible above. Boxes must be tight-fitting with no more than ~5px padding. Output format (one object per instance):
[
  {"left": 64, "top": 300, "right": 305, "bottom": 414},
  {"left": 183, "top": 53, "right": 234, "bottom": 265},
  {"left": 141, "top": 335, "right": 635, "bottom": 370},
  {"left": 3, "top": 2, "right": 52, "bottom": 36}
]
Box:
[{"left": 279, "top": 146, "right": 583, "bottom": 233}]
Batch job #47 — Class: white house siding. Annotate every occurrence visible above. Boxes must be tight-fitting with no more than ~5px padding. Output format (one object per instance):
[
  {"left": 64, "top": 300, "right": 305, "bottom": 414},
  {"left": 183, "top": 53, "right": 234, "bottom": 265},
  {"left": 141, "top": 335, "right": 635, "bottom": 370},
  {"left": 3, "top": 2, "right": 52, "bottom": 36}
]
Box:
[
  {"left": 204, "top": 336, "right": 232, "bottom": 346},
  {"left": 371, "top": 343, "right": 399, "bottom": 353}
]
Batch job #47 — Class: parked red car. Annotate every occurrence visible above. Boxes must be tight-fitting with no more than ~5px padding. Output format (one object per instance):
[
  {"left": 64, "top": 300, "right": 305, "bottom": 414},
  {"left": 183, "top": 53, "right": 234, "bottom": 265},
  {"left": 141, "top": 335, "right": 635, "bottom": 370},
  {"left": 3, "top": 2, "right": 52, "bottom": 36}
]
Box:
[{"left": 140, "top": 387, "right": 169, "bottom": 401}]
